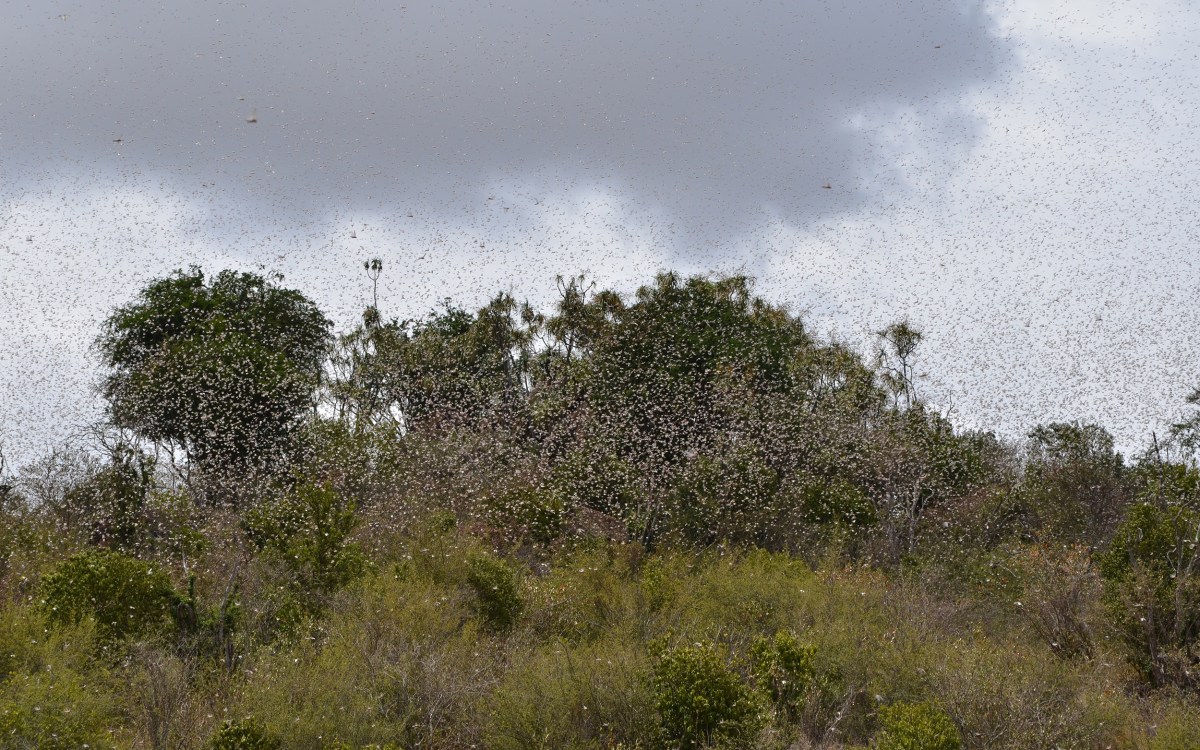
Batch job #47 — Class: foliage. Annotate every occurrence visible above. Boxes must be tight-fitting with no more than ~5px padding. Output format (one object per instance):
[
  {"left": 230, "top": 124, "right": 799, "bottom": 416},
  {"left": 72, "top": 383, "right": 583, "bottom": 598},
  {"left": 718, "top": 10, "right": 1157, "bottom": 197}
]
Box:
[
  {"left": 651, "top": 640, "right": 764, "bottom": 750},
  {"left": 1021, "top": 421, "right": 1129, "bottom": 545},
  {"left": 873, "top": 702, "right": 961, "bottom": 750},
  {"left": 96, "top": 267, "right": 332, "bottom": 486},
  {"left": 39, "top": 548, "right": 179, "bottom": 641},
  {"left": 467, "top": 552, "right": 525, "bottom": 632},
  {"left": 749, "top": 630, "right": 816, "bottom": 721},
  {"left": 0, "top": 608, "right": 120, "bottom": 750},
  {"left": 1098, "top": 502, "right": 1200, "bottom": 689},
  {"left": 7, "top": 269, "right": 1200, "bottom": 748},
  {"left": 61, "top": 446, "right": 155, "bottom": 550},
  {"left": 207, "top": 718, "right": 283, "bottom": 750},
  {"left": 1013, "top": 544, "right": 1099, "bottom": 660},
  {"left": 242, "top": 482, "right": 366, "bottom": 598},
  {"left": 483, "top": 639, "right": 657, "bottom": 750}
]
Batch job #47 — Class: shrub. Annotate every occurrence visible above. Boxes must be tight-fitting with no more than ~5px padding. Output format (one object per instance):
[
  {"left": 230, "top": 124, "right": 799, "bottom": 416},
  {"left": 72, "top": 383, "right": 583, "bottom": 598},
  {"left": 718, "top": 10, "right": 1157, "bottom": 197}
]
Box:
[
  {"left": 525, "top": 546, "right": 636, "bottom": 642},
  {"left": 238, "top": 573, "right": 484, "bottom": 749},
  {"left": 242, "top": 482, "right": 366, "bottom": 600},
  {"left": 0, "top": 676, "right": 121, "bottom": 750},
  {"left": 1013, "top": 544, "right": 1098, "bottom": 660},
  {"left": 931, "top": 642, "right": 1105, "bottom": 750},
  {"left": 467, "top": 553, "right": 524, "bottom": 632},
  {"left": 1098, "top": 503, "right": 1200, "bottom": 689},
  {"left": 750, "top": 630, "right": 816, "bottom": 722},
  {"left": 0, "top": 608, "right": 119, "bottom": 750},
  {"left": 39, "top": 548, "right": 179, "bottom": 641},
  {"left": 665, "top": 449, "right": 782, "bottom": 547},
  {"left": 483, "top": 639, "right": 657, "bottom": 750},
  {"left": 874, "top": 702, "right": 960, "bottom": 750},
  {"left": 485, "top": 485, "right": 568, "bottom": 545},
  {"left": 207, "top": 718, "right": 282, "bottom": 750},
  {"left": 1148, "top": 699, "right": 1200, "bottom": 750},
  {"left": 651, "top": 640, "right": 763, "bottom": 750}
]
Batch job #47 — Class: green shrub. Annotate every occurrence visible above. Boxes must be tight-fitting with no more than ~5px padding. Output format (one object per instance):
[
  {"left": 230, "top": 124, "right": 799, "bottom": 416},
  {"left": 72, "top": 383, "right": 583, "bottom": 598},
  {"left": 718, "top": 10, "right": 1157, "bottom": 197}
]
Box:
[
  {"left": 483, "top": 639, "right": 657, "bottom": 750},
  {"left": 242, "top": 482, "right": 366, "bottom": 600},
  {"left": 750, "top": 630, "right": 816, "bottom": 721},
  {"left": 486, "top": 485, "right": 569, "bottom": 544},
  {"left": 525, "top": 545, "right": 640, "bottom": 643},
  {"left": 0, "top": 610, "right": 119, "bottom": 750},
  {"left": 874, "top": 702, "right": 960, "bottom": 750},
  {"left": 930, "top": 641, "right": 1105, "bottom": 750},
  {"left": 467, "top": 553, "right": 524, "bottom": 632},
  {"left": 238, "top": 571, "right": 482, "bottom": 749},
  {"left": 39, "top": 548, "right": 179, "bottom": 641},
  {"left": 0, "top": 679, "right": 120, "bottom": 750},
  {"left": 1098, "top": 503, "right": 1200, "bottom": 689},
  {"left": 1148, "top": 700, "right": 1200, "bottom": 750},
  {"left": 651, "top": 641, "right": 763, "bottom": 750},
  {"left": 207, "top": 718, "right": 282, "bottom": 750},
  {"left": 62, "top": 450, "right": 155, "bottom": 550},
  {"left": 665, "top": 449, "right": 782, "bottom": 546},
  {"left": 797, "top": 477, "right": 876, "bottom": 530}
]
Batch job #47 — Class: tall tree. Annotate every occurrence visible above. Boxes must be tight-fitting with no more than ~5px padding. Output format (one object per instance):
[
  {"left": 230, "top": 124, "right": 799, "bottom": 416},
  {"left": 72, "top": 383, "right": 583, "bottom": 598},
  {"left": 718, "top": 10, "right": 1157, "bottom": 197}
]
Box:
[{"left": 96, "top": 268, "right": 332, "bottom": 492}]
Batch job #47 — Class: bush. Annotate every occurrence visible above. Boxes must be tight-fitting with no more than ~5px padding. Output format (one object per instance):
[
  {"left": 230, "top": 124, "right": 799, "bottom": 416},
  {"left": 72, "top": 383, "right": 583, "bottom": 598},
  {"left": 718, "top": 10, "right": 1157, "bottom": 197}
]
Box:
[
  {"left": 0, "top": 677, "right": 120, "bottom": 750},
  {"left": 929, "top": 640, "right": 1109, "bottom": 750},
  {"left": 242, "top": 483, "right": 366, "bottom": 601},
  {"left": 1148, "top": 700, "right": 1200, "bottom": 750},
  {"left": 237, "top": 572, "right": 484, "bottom": 749},
  {"left": 750, "top": 630, "right": 816, "bottom": 722},
  {"left": 651, "top": 640, "right": 763, "bottom": 750},
  {"left": 467, "top": 553, "right": 524, "bottom": 632},
  {"left": 485, "top": 485, "right": 568, "bottom": 545},
  {"left": 0, "top": 608, "right": 120, "bottom": 750},
  {"left": 208, "top": 718, "right": 283, "bottom": 750},
  {"left": 1013, "top": 545, "right": 1098, "bottom": 660},
  {"left": 525, "top": 545, "right": 645, "bottom": 644},
  {"left": 1098, "top": 503, "right": 1200, "bottom": 689},
  {"left": 874, "top": 702, "right": 960, "bottom": 750},
  {"left": 483, "top": 639, "right": 657, "bottom": 750},
  {"left": 39, "top": 549, "right": 179, "bottom": 641}
]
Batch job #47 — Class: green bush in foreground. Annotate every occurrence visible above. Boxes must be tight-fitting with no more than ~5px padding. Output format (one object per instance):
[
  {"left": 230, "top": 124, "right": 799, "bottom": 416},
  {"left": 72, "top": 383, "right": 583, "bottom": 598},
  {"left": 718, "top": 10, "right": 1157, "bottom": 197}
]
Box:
[
  {"left": 750, "top": 630, "right": 816, "bottom": 722},
  {"left": 208, "top": 718, "right": 283, "bottom": 750},
  {"left": 652, "top": 640, "right": 763, "bottom": 750},
  {"left": 39, "top": 548, "right": 178, "bottom": 641},
  {"left": 874, "top": 701, "right": 961, "bottom": 750},
  {"left": 467, "top": 553, "right": 524, "bottom": 632}
]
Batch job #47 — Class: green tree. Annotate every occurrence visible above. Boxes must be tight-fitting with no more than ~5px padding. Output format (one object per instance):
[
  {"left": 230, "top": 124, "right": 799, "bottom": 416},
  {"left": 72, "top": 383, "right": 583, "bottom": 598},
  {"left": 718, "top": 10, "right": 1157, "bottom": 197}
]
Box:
[
  {"left": 96, "top": 268, "right": 332, "bottom": 493},
  {"left": 1172, "top": 386, "right": 1200, "bottom": 457},
  {"left": 875, "top": 320, "right": 923, "bottom": 411},
  {"left": 1099, "top": 503, "right": 1200, "bottom": 689},
  {"left": 63, "top": 445, "right": 155, "bottom": 550},
  {"left": 331, "top": 294, "right": 538, "bottom": 434},
  {"left": 1021, "top": 422, "right": 1128, "bottom": 545}
]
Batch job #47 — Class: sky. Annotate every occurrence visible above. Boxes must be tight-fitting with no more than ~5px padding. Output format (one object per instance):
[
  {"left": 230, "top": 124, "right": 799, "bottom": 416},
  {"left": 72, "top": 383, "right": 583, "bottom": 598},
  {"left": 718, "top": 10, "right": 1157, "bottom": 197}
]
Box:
[{"left": 2, "top": 0, "right": 1198, "bottom": 466}]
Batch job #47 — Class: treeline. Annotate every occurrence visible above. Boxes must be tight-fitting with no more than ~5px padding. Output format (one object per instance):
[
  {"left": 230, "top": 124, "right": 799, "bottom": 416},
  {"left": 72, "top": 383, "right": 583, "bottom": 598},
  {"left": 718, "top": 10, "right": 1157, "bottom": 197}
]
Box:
[{"left": 0, "top": 266, "right": 1198, "bottom": 749}]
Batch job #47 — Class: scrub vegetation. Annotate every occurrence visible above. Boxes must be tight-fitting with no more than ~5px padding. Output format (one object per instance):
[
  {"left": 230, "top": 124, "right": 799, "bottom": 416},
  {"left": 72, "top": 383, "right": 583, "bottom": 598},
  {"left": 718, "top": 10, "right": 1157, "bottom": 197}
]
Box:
[{"left": 1, "top": 266, "right": 1199, "bottom": 749}]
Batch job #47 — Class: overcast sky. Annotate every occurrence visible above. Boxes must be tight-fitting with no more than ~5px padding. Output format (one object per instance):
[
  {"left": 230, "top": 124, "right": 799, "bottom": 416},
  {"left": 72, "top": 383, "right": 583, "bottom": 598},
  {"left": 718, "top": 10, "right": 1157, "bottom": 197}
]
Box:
[{"left": 2, "top": 0, "right": 1198, "bottom": 466}]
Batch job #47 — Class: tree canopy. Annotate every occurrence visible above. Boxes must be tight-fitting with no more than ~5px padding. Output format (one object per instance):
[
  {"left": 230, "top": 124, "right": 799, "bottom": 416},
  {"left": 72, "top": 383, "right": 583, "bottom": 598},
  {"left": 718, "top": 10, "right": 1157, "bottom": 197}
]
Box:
[{"left": 96, "top": 268, "right": 332, "bottom": 488}]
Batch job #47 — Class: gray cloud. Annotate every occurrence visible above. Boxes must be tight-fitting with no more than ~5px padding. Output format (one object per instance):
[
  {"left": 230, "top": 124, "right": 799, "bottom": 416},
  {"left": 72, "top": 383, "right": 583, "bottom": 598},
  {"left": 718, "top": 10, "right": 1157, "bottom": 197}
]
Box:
[{"left": 3, "top": 0, "right": 1010, "bottom": 242}]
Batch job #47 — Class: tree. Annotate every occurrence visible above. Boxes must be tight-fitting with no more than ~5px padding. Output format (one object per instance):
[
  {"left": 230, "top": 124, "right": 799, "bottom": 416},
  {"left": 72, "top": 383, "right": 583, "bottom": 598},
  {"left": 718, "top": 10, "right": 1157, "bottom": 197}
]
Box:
[
  {"left": 1172, "top": 385, "right": 1200, "bottom": 459},
  {"left": 96, "top": 268, "right": 332, "bottom": 493},
  {"left": 876, "top": 320, "right": 923, "bottom": 410},
  {"left": 1021, "top": 422, "right": 1128, "bottom": 546},
  {"left": 586, "top": 273, "right": 811, "bottom": 472}
]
